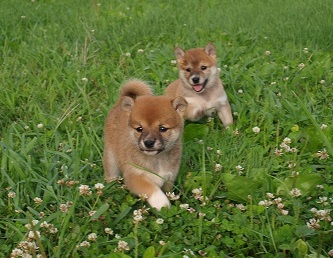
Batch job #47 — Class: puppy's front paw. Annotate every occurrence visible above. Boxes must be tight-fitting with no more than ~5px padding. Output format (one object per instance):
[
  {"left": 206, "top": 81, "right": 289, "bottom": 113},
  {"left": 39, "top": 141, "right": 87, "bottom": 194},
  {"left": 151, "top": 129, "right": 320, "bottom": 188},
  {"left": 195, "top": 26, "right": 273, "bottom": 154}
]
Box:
[{"left": 148, "top": 190, "right": 170, "bottom": 211}]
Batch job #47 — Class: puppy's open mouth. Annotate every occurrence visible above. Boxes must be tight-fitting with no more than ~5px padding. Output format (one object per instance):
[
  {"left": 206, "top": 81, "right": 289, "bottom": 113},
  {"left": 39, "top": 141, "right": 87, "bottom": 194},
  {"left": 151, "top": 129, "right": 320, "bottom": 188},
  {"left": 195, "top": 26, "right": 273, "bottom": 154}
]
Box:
[
  {"left": 192, "top": 79, "right": 208, "bottom": 93},
  {"left": 141, "top": 149, "right": 163, "bottom": 156}
]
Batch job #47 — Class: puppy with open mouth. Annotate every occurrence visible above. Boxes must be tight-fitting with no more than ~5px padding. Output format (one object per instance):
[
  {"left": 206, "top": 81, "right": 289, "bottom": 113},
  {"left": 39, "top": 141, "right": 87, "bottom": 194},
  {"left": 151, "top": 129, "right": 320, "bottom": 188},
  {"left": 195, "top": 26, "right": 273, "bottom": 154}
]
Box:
[
  {"left": 103, "top": 80, "right": 187, "bottom": 210},
  {"left": 165, "top": 43, "right": 233, "bottom": 127}
]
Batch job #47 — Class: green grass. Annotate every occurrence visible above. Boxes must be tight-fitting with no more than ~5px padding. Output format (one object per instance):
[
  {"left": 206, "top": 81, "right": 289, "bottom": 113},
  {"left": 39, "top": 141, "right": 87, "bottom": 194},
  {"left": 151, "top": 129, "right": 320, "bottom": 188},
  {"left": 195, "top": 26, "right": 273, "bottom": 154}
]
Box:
[{"left": 1, "top": 0, "right": 333, "bottom": 257}]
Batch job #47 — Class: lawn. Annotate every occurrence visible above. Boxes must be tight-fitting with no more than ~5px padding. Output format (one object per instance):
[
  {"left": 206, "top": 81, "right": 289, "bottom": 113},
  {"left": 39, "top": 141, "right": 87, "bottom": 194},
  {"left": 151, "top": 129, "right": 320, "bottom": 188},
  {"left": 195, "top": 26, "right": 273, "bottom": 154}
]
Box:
[{"left": 1, "top": 0, "right": 333, "bottom": 257}]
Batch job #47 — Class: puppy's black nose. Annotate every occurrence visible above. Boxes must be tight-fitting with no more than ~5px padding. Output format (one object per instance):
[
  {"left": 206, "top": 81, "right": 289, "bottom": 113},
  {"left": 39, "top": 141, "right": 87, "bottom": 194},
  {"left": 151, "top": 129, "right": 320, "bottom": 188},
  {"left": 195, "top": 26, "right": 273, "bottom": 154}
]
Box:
[
  {"left": 144, "top": 139, "right": 155, "bottom": 148},
  {"left": 192, "top": 77, "right": 200, "bottom": 84}
]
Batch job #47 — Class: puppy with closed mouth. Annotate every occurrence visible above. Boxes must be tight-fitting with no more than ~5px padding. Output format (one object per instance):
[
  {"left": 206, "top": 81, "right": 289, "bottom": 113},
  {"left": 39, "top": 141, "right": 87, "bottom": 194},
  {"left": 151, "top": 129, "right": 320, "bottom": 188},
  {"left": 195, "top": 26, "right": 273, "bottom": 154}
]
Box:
[
  {"left": 103, "top": 80, "right": 187, "bottom": 210},
  {"left": 165, "top": 43, "right": 233, "bottom": 127}
]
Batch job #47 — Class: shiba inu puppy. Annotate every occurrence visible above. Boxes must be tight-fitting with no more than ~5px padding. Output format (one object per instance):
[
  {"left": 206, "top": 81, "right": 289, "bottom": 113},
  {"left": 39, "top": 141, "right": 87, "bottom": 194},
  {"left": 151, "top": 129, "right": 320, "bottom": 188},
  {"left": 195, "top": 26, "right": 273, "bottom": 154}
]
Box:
[
  {"left": 165, "top": 43, "right": 233, "bottom": 127},
  {"left": 103, "top": 80, "right": 187, "bottom": 210}
]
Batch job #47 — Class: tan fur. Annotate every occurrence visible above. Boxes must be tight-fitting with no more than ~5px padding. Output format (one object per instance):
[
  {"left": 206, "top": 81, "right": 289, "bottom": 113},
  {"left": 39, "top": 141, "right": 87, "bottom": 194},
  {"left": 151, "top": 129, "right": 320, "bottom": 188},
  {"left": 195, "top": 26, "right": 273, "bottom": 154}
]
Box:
[
  {"left": 165, "top": 43, "right": 233, "bottom": 127},
  {"left": 103, "top": 80, "right": 187, "bottom": 210}
]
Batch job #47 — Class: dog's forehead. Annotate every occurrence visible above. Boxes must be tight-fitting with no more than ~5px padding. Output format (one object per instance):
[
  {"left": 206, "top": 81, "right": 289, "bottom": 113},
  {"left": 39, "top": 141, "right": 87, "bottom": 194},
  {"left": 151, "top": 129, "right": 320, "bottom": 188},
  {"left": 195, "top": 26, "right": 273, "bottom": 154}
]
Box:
[
  {"left": 181, "top": 48, "right": 213, "bottom": 66},
  {"left": 130, "top": 96, "right": 179, "bottom": 126}
]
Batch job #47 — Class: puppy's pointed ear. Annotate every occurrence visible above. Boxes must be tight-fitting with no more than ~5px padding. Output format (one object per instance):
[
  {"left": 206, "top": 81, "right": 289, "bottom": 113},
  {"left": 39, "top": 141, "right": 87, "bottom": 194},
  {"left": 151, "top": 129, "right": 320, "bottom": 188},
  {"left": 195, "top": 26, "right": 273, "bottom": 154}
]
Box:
[
  {"left": 172, "top": 96, "right": 188, "bottom": 117},
  {"left": 174, "top": 47, "right": 185, "bottom": 62},
  {"left": 121, "top": 96, "right": 135, "bottom": 112},
  {"left": 204, "top": 43, "right": 217, "bottom": 59}
]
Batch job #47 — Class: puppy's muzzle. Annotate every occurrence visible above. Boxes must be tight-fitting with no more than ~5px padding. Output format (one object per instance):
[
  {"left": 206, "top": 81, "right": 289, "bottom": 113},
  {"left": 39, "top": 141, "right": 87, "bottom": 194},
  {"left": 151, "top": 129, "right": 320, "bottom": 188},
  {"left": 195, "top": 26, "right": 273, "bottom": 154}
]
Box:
[
  {"left": 144, "top": 139, "right": 155, "bottom": 148},
  {"left": 192, "top": 77, "right": 200, "bottom": 84}
]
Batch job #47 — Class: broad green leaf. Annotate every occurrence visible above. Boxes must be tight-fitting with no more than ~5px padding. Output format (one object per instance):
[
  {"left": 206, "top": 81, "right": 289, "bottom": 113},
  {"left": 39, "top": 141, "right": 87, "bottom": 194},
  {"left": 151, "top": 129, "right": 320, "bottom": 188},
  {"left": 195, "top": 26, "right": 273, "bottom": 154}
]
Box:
[
  {"left": 183, "top": 123, "right": 209, "bottom": 142},
  {"left": 276, "top": 173, "right": 323, "bottom": 196},
  {"left": 90, "top": 203, "right": 110, "bottom": 221},
  {"left": 143, "top": 246, "right": 155, "bottom": 258},
  {"left": 222, "top": 174, "right": 261, "bottom": 202}
]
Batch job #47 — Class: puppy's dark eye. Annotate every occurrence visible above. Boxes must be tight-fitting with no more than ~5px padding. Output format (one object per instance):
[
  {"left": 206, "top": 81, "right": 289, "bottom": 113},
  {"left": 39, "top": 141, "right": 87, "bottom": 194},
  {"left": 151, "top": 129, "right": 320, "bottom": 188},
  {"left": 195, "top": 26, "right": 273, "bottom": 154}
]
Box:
[
  {"left": 201, "top": 66, "right": 207, "bottom": 70},
  {"left": 136, "top": 126, "right": 143, "bottom": 132},
  {"left": 186, "top": 68, "right": 191, "bottom": 72},
  {"left": 159, "top": 126, "right": 168, "bottom": 132}
]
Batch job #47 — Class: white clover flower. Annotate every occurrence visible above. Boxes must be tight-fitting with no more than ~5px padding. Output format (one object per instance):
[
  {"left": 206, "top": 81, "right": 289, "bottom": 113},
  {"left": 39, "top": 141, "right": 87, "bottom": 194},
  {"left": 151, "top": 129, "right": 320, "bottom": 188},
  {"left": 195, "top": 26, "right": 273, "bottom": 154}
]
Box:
[
  {"left": 88, "top": 233, "right": 97, "bottom": 241},
  {"left": 280, "top": 142, "right": 291, "bottom": 152},
  {"left": 8, "top": 191, "right": 16, "bottom": 198},
  {"left": 265, "top": 50, "right": 271, "bottom": 55},
  {"left": 237, "top": 89, "right": 243, "bottom": 94},
  {"left": 313, "top": 209, "right": 331, "bottom": 221},
  {"left": 303, "top": 48, "right": 308, "bottom": 54},
  {"left": 187, "top": 207, "right": 196, "bottom": 213},
  {"left": 236, "top": 165, "right": 244, "bottom": 171},
  {"left": 258, "top": 200, "right": 272, "bottom": 207},
  {"left": 266, "top": 193, "right": 275, "bottom": 199},
  {"left": 40, "top": 221, "right": 49, "bottom": 228},
  {"left": 59, "top": 204, "right": 69, "bottom": 213},
  {"left": 125, "top": 52, "right": 131, "bottom": 57},
  {"left": 291, "top": 171, "right": 299, "bottom": 177},
  {"left": 180, "top": 203, "right": 189, "bottom": 209},
  {"left": 105, "top": 228, "right": 114, "bottom": 235},
  {"left": 159, "top": 240, "right": 166, "bottom": 246},
  {"left": 277, "top": 203, "right": 285, "bottom": 209},
  {"left": 236, "top": 204, "right": 246, "bottom": 211},
  {"left": 37, "top": 123, "right": 44, "bottom": 129},
  {"left": 317, "top": 149, "right": 329, "bottom": 160},
  {"left": 24, "top": 125, "right": 30, "bottom": 130},
  {"left": 170, "top": 60, "right": 177, "bottom": 65},
  {"left": 82, "top": 77, "right": 88, "bottom": 82},
  {"left": 319, "top": 79, "right": 325, "bottom": 84},
  {"left": 252, "top": 126, "right": 260, "bottom": 134},
  {"left": 138, "top": 193, "right": 148, "bottom": 200},
  {"left": 215, "top": 163, "right": 222, "bottom": 172},
  {"left": 11, "top": 248, "right": 23, "bottom": 256},
  {"left": 283, "top": 137, "right": 291, "bottom": 144},
  {"left": 306, "top": 218, "right": 320, "bottom": 229},
  {"left": 79, "top": 240, "right": 91, "bottom": 247},
  {"left": 117, "top": 240, "right": 130, "bottom": 251},
  {"left": 274, "top": 149, "right": 283, "bottom": 156},
  {"left": 133, "top": 209, "right": 142, "bottom": 216},
  {"left": 156, "top": 218, "right": 164, "bottom": 225},
  {"left": 137, "top": 49, "right": 144, "bottom": 53},
  {"left": 317, "top": 196, "right": 328, "bottom": 203},
  {"left": 290, "top": 188, "right": 302, "bottom": 197},
  {"left": 94, "top": 183, "right": 105, "bottom": 190},
  {"left": 33, "top": 197, "right": 43, "bottom": 204},
  {"left": 79, "top": 185, "right": 92, "bottom": 196},
  {"left": 28, "top": 230, "right": 41, "bottom": 240},
  {"left": 280, "top": 209, "right": 289, "bottom": 215},
  {"left": 89, "top": 210, "right": 96, "bottom": 217},
  {"left": 133, "top": 214, "right": 143, "bottom": 222},
  {"left": 216, "top": 150, "right": 222, "bottom": 155},
  {"left": 320, "top": 124, "right": 328, "bottom": 130},
  {"left": 192, "top": 188, "right": 202, "bottom": 196},
  {"left": 298, "top": 63, "right": 305, "bottom": 69},
  {"left": 166, "top": 192, "right": 180, "bottom": 200}
]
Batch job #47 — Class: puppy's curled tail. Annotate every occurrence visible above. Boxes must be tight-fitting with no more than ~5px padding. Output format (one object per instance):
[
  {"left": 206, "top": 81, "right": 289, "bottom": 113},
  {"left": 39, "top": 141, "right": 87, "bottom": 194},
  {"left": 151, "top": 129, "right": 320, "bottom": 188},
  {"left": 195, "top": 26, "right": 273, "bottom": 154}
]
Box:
[{"left": 120, "top": 79, "right": 153, "bottom": 99}]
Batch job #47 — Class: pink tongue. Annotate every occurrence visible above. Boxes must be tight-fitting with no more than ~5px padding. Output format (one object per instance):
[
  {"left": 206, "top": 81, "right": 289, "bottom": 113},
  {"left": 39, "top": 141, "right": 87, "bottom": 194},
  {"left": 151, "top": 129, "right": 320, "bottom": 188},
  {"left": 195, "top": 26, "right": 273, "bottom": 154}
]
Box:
[{"left": 193, "top": 84, "right": 203, "bottom": 92}]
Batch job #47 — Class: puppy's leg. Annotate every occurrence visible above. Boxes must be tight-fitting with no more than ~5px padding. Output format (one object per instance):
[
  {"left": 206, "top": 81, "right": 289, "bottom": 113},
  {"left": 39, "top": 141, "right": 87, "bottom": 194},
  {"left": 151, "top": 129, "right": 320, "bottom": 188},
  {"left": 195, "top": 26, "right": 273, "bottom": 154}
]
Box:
[
  {"left": 123, "top": 172, "right": 170, "bottom": 211},
  {"left": 103, "top": 150, "right": 120, "bottom": 182},
  {"left": 218, "top": 101, "right": 233, "bottom": 127}
]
